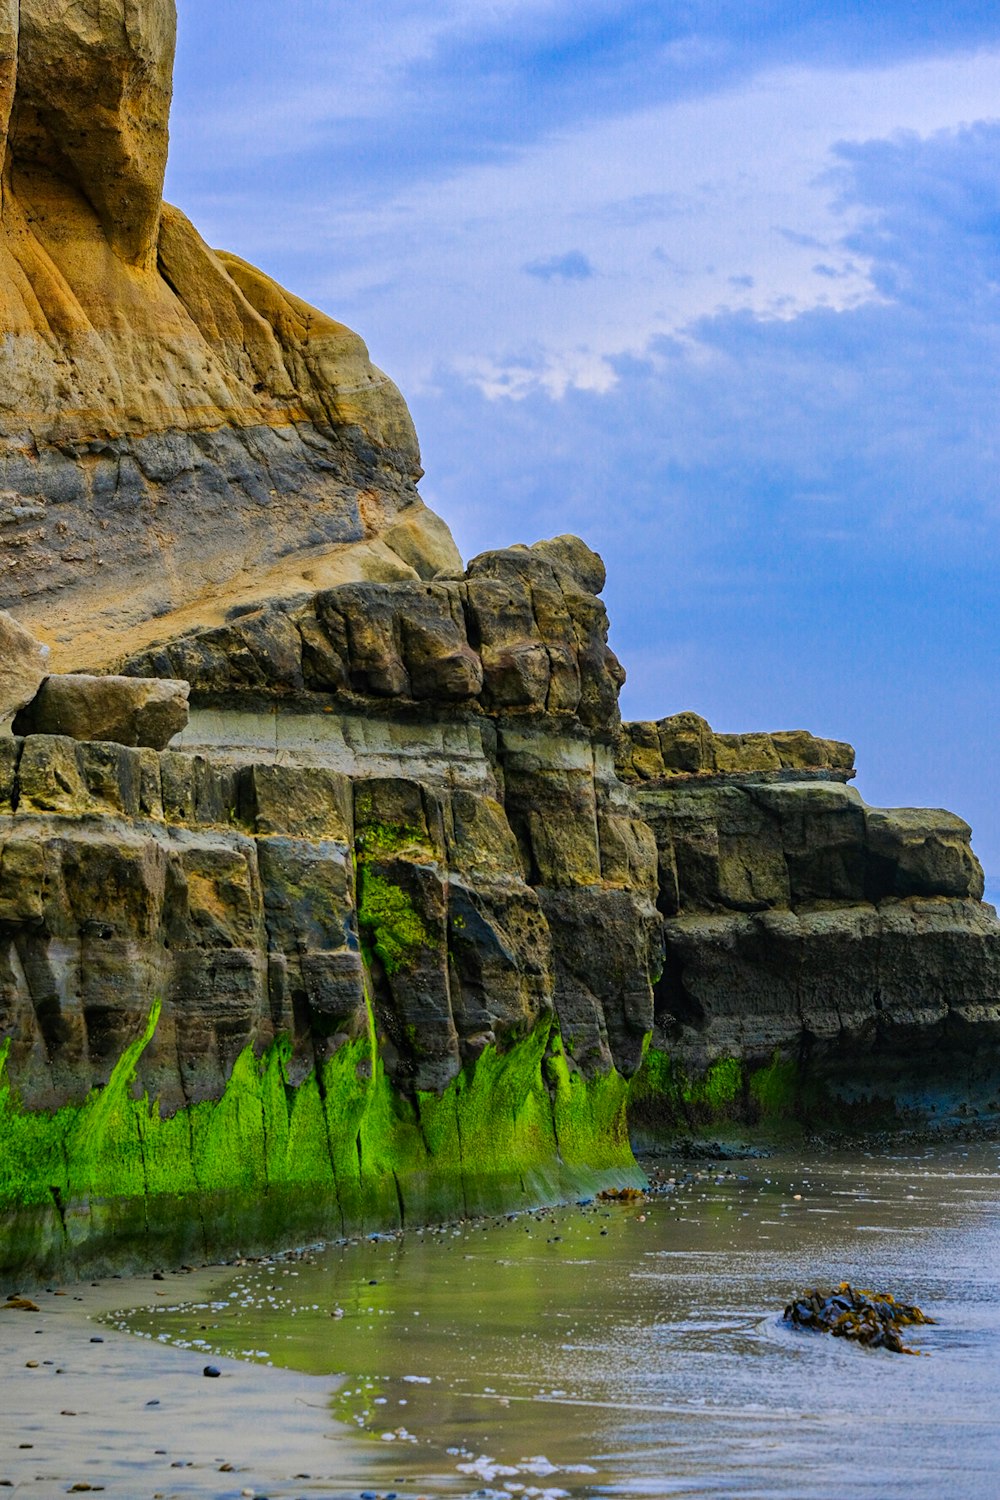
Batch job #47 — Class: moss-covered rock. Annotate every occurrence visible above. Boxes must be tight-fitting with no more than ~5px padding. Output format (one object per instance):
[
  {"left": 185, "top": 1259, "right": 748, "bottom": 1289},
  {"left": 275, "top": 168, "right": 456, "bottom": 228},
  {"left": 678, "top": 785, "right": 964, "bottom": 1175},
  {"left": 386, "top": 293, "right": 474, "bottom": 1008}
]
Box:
[{"left": 0, "top": 1005, "right": 643, "bottom": 1288}]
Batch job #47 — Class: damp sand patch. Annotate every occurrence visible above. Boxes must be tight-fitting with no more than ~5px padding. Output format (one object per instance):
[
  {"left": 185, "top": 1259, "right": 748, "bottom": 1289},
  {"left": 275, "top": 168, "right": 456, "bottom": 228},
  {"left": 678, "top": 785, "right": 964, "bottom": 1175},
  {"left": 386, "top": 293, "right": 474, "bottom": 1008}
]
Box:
[{"left": 0, "top": 1265, "right": 363, "bottom": 1498}]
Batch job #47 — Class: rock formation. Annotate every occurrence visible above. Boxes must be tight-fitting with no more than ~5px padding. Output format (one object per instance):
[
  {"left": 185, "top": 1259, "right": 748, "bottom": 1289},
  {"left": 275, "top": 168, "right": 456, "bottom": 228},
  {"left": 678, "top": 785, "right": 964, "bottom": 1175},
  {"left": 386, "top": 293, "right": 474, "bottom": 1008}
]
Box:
[
  {"left": 0, "top": 0, "right": 459, "bottom": 670},
  {"left": 1, "top": 2, "right": 998, "bottom": 1287},
  {"left": 14, "top": 674, "right": 190, "bottom": 749},
  {"left": 618, "top": 716, "right": 999, "bottom": 1137},
  {"left": 0, "top": 609, "right": 47, "bottom": 725}
]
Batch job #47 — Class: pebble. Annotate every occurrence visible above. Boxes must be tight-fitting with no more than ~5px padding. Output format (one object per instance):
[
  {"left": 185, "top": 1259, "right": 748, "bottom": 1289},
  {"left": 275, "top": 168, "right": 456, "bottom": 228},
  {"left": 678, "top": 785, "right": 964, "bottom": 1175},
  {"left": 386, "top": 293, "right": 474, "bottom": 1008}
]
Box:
[{"left": 203, "top": 1365, "right": 221, "bottom": 1378}]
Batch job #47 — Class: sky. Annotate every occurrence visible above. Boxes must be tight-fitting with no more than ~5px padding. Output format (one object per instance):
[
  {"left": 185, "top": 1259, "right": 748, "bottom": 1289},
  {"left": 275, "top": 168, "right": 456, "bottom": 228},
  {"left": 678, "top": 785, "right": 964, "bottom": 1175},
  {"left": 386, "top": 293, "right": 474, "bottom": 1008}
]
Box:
[{"left": 167, "top": 1, "right": 999, "bottom": 880}]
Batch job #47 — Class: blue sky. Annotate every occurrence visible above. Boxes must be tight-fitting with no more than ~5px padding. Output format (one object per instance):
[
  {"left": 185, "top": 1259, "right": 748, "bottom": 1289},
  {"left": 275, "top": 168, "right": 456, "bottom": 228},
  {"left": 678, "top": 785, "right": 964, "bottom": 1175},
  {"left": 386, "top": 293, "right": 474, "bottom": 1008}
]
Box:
[{"left": 168, "top": 1, "right": 999, "bottom": 878}]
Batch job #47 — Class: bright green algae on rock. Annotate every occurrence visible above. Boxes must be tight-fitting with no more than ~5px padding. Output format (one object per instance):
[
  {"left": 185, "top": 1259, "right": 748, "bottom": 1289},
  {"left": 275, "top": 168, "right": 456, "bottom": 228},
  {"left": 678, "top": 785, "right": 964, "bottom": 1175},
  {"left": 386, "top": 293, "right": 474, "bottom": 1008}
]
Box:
[
  {"left": 626, "top": 1045, "right": 863, "bottom": 1143},
  {"left": 357, "top": 868, "right": 430, "bottom": 975},
  {"left": 626, "top": 1046, "right": 782, "bottom": 1139},
  {"left": 0, "top": 1005, "right": 643, "bottom": 1286}
]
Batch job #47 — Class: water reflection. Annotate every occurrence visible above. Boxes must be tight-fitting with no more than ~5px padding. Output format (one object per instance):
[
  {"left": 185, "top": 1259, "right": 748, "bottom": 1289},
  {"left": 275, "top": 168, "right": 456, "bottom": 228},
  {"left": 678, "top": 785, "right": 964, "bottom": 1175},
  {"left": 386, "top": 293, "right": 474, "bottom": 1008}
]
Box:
[{"left": 113, "top": 1144, "right": 1000, "bottom": 1498}]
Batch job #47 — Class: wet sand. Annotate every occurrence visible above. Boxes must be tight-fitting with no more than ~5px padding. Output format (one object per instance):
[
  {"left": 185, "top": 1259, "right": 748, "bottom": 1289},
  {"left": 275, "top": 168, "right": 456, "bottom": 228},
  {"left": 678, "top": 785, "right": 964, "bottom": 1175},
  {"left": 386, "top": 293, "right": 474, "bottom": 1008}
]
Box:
[{"left": 0, "top": 1267, "right": 362, "bottom": 1499}]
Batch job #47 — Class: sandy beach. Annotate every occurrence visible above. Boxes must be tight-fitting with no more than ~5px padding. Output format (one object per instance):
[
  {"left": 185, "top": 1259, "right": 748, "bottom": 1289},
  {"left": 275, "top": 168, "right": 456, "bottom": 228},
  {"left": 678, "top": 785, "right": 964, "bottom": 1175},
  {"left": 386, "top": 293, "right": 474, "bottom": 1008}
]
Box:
[{"left": 0, "top": 1267, "right": 365, "bottom": 1500}]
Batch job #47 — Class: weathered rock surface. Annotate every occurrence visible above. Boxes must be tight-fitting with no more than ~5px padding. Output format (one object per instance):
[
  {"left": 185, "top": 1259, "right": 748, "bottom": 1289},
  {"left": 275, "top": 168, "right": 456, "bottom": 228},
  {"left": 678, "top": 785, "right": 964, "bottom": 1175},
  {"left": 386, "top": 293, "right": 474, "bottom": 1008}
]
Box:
[
  {"left": 0, "top": 609, "right": 48, "bottom": 726},
  {"left": 1, "top": 3, "right": 998, "bottom": 1290},
  {"left": 115, "top": 540, "right": 625, "bottom": 731},
  {"left": 0, "top": 549, "right": 659, "bottom": 1115},
  {"left": 628, "top": 763, "right": 999, "bottom": 1125},
  {"left": 1, "top": 535, "right": 998, "bottom": 1282},
  {"left": 617, "top": 711, "right": 855, "bottom": 782},
  {"left": 13, "top": 674, "right": 189, "bottom": 749},
  {"left": 0, "top": 0, "right": 460, "bottom": 669}
]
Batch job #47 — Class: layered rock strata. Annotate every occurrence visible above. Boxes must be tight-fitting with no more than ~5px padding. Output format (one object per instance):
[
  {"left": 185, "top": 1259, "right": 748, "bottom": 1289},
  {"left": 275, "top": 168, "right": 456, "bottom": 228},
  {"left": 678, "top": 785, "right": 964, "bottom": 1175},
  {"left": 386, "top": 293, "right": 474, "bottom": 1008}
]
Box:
[
  {"left": 0, "top": 544, "right": 661, "bottom": 1281},
  {"left": 2, "top": 1, "right": 999, "bottom": 1289},
  {"left": 1, "top": 557, "right": 999, "bottom": 1283},
  {"left": 0, "top": 0, "right": 460, "bottom": 669},
  {"left": 619, "top": 718, "right": 1000, "bottom": 1136}
]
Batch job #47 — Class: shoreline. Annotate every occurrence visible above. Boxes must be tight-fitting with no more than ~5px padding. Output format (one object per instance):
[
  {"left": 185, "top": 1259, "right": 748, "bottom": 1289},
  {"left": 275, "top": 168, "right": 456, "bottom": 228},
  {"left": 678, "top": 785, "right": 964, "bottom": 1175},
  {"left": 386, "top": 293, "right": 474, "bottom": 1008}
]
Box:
[
  {"left": 0, "top": 1264, "right": 362, "bottom": 1500},
  {"left": 4, "top": 1133, "right": 999, "bottom": 1498}
]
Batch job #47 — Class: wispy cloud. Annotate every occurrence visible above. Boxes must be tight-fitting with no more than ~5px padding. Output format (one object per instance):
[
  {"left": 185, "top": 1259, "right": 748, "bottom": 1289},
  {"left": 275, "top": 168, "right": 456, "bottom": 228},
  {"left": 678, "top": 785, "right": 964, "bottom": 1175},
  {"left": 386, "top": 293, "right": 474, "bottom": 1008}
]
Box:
[
  {"left": 523, "top": 250, "right": 595, "bottom": 280},
  {"left": 408, "top": 120, "right": 1000, "bottom": 864},
  {"left": 172, "top": 45, "right": 1000, "bottom": 408}
]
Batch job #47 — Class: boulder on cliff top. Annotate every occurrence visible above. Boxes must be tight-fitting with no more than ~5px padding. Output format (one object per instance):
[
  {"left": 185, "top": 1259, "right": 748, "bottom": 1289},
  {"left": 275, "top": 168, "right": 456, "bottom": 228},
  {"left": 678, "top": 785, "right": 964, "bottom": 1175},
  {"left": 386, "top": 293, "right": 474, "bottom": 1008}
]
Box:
[
  {"left": 0, "top": 609, "right": 49, "bottom": 727},
  {"left": 14, "top": 675, "right": 189, "bottom": 750},
  {"left": 617, "top": 712, "right": 855, "bottom": 782},
  {"left": 114, "top": 539, "right": 625, "bottom": 732},
  {"left": 0, "top": 0, "right": 460, "bottom": 670}
]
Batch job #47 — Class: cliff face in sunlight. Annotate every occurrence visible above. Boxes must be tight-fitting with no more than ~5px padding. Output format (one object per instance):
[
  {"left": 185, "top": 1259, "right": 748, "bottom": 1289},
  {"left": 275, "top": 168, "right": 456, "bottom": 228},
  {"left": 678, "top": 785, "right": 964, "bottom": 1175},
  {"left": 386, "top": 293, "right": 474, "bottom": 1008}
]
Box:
[
  {"left": 1, "top": 2, "right": 998, "bottom": 1289},
  {"left": 0, "top": 0, "right": 457, "bottom": 670}
]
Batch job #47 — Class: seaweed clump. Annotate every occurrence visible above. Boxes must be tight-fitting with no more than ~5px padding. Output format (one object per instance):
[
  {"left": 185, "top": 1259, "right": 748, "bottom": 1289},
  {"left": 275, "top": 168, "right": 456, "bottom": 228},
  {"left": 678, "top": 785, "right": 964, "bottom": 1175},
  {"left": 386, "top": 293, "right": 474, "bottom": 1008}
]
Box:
[{"left": 783, "top": 1282, "right": 935, "bottom": 1355}]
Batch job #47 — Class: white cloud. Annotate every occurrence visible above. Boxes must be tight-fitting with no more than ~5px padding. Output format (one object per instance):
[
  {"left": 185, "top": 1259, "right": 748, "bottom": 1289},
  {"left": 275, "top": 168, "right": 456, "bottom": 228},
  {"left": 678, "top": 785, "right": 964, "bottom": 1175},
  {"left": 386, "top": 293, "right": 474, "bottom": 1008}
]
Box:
[{"left": 223, "top": 46, "right": 1000, "bottom": 400}]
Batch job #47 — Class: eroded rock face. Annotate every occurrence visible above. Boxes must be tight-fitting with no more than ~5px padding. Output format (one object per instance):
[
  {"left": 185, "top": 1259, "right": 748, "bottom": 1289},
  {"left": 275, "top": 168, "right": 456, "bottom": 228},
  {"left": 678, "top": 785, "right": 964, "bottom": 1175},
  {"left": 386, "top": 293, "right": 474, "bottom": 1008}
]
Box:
[
  {"left": 0, "top": 609, "right": 48, "bottom": 726},
  {"left": 117, "top": 540, "right": 625, "bottom": 729},
  {"left": 617, "top": 712, "right": 855, "bottom": 782},
  {"left": 0, "top": 1, "right": 460, "bottom": 669},
  {"left": 0, "top": 729, "right": 660, "bottom": 1110},
  {"left": 0, "top": 519, "right": 998, "bottom": 1282},
  {"left": 628, "top": 765, "right": 999, "bottom": 1114},
  {"left": 13, "top": 674, "right": 189, "bottom": 750},
  {"left": 0, "top": 539, "right": 662, "bottom": 1113}
]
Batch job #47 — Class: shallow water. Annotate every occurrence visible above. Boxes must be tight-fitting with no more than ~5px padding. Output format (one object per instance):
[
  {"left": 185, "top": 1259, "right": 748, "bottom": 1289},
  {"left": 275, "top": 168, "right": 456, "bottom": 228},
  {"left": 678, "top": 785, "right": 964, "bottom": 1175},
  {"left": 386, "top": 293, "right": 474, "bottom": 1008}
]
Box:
[{"left": 114, "top": 1142, "right": 1000, "bottom": 1498}]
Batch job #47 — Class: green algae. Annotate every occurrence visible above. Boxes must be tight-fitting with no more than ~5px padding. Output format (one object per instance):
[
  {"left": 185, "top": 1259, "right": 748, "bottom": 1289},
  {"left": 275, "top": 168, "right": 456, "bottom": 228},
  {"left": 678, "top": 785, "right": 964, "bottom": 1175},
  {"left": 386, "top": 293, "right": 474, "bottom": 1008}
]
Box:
[
  {"left": 625, "top": 1044, "right": 856, "bottom": 1142},
  {"left": 354, "top": 819, "right": 427, "bottom": 859},
  {"left": 356, "top": 868, "right": 431, "bottom": 975},
  {"left": 749, "top": 1052, "right": 799, "bottom": 1118},
  {"left": 688, "top": 1056, "right": 743, "bottom": 1115},
  {"left": 547, "top": 1036, "right": 638, "bottom": 1181},
  {"left": 1, "top": 999, "right": 643, "bottom": 1284},
  {"left": 626, "top": 1045, "right": 790, "bottom": 1139}
]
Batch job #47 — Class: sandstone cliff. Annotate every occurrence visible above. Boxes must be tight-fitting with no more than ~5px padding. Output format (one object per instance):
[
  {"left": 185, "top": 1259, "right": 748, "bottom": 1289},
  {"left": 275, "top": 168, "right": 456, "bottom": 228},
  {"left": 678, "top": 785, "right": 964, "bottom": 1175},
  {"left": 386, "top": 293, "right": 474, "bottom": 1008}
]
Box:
[
  {"left": 1, "top": 2, "right": 999, "bottom": 1290},
  {"left": 2, "top": 548, "right": 997, "bottom": 1282},
  {"left": 0, "top": 0, "right": 459, "bottom": 669},
  {"left": 0, "top": 543, "right": 662, "bottom": 1280}
]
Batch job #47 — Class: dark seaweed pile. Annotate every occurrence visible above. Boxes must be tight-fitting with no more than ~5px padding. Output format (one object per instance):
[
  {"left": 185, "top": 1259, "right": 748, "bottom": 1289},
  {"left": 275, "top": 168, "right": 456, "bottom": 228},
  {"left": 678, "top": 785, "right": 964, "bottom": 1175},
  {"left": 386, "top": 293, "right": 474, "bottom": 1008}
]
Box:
[{"left": 783, "top": 1283, "right": 935, "bottom": 1355}]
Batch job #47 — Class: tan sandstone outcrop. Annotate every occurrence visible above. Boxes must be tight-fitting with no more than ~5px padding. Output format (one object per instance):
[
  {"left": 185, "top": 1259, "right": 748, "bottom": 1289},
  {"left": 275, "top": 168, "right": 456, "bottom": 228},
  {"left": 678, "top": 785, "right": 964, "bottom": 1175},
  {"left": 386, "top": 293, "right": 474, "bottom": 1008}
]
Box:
[
  {"left": 0, "top": 0, "right": 460, "bottom": 668},
  {"left": 0, "top": 608, "right": 48, "bottom": 725},
  {"left": 13, "top": 673, "right": 189, "bottom": 750}
]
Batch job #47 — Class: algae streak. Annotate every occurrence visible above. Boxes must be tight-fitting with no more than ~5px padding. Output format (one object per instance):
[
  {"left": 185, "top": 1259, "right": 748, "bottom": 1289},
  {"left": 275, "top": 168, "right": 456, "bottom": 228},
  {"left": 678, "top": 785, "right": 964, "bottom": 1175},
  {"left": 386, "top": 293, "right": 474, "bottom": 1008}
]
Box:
[
  {"left": 0, "top": 1006, "right": 643, "bottom": 1287},
  {"left": 626, "top": 1046, "right": 805, "bottom": 1142},
  {"left": 625, "top": 1045, "right": 905, "bottom": 1143}
]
